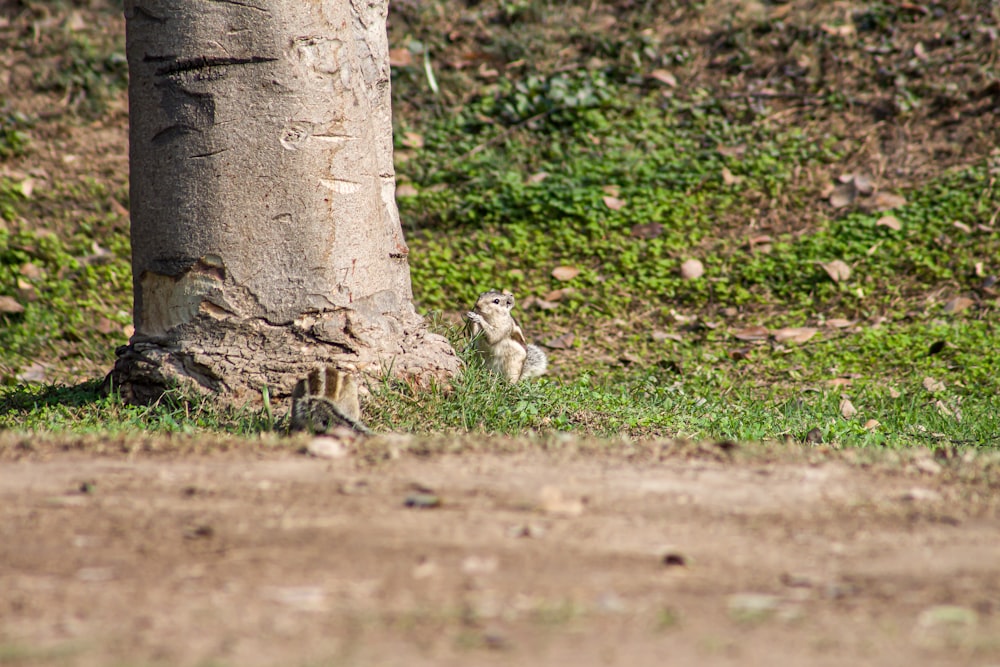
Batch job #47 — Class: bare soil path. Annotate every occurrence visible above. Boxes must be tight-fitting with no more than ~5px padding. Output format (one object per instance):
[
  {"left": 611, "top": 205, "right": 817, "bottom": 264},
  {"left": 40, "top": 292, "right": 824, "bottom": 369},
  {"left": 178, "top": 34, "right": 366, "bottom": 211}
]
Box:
[{"left": 1, "top": 440, "right": 998, "bottom": 666}]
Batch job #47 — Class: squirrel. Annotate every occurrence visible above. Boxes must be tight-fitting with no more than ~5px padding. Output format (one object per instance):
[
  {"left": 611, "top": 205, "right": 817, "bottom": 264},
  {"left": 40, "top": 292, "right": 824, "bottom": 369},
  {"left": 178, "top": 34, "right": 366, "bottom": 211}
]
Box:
[
  {"left": 466, "top": 290, "right": 547, "bottom": 383},
  {"left": 289, "top": 365, "right": 372, "bottom": 435}
]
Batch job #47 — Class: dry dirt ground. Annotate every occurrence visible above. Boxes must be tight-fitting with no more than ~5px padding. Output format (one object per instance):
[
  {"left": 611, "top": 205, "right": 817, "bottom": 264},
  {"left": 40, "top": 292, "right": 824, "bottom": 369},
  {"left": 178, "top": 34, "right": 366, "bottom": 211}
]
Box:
[{"left": 1, "top": 438, "right": 999, "bottom": 667}]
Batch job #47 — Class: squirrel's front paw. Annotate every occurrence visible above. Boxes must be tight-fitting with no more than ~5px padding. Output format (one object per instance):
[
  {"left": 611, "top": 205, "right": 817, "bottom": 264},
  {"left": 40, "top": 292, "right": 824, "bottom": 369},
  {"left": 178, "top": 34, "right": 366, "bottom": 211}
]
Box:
[{"left": 466, "top": 311, "right": 483, "bottom": 323}]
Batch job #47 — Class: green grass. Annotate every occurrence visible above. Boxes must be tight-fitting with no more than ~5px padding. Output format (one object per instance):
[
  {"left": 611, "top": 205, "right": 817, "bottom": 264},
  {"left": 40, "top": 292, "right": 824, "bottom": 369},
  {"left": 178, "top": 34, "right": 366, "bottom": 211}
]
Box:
[{"left": 0, "top": 0, "right": 997, "bottom": 448}]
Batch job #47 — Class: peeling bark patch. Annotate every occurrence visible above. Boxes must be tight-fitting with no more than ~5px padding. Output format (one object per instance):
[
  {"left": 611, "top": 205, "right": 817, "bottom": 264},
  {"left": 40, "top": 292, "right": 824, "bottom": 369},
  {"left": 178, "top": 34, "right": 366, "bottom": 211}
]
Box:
[
  {"left": 199, "top": 300, "right": 235, "bottom": 319},
  {"left": 319, "top": 178, "right": 361, "bottom": 194},
  {"left": 139, "top": 266, "right": 226, "bottom": 337}
]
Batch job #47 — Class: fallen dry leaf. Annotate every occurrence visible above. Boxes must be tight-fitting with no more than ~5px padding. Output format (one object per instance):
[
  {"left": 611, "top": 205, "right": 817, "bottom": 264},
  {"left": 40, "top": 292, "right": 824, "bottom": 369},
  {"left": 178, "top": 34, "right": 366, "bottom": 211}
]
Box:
[
  {"left": 839, "top": 398, "right": 857, "bottom": 419},
  {"left": 395, "top": 183, "right": 418, "bottom": 197},
  {"left": 825, "top": 318, "right": 854, "bottom": 328},
  {"left": 545, "top": 333, "right": 575, "bottom": 349},
  {"left": 679, "top": 259, "right": 704, "bottom": 280},
  {"left": 889, "top": 387, "right": 901, "bottom": 398},
  {"left": 717, "top": 144, "right": 747, "bottom": 158},
  {"left": 527, "top": 171, "right": 548, "bottom": 184},
  {"left": 401, "top": 132, "right": 423, "bottom": 149},
  {"left": 651, "top": 330, "right": 683, "bottom": 343},
  {"left": 531, "top": 298, "right": 559, "bottom": 311},
  {"left": 0, "top": 295, "right": 24, "bottom": 314},
  {"left": 733, "top": 326, "right": 769, "bottom": 342},
  {"left": 388, "top": 48, "right": 413, "bottom": 67},
  {"left": 543, "top": 288, "right": 573, "bottom": 302},
  {"left": 943, "top": 296, "right": 974, "bottom": 314},
  {"left": 827, "top": 377, "right": 853, "bottom": 387},
  {"left": 721, "top": 167, "right": 740, "bottom": 186},
  {"left": 952, "top": 221, "right": 972, "bottom": 234},
  {"left": 871, "top": 192, "right": 907, "bottom": 211},
  {"left": 863, "top": 419, "right": 880, "bottom": 430},
  {"left": 922, "top": 377, "right": 946, "bottom": 393},
  {"left": 829, "top": 183, "right": 857, "bottom": 209},
  {"left": 16, "top": 362, "right": 47, "bottom": 383},
  {"left": 772, "top": 327, "right": 818, "bottom": 344},
  {"left": 876, "top": 215, "right": 902, "bottom": 231},
  {"left": 853, "top": 174, "right": 874, "bottom": 195},
  {"left": 602, "top": 195, "right": 626, "bottom": 211},
  {"left": 630, "top": 222, "right": 664, "bottom": 239},
  {"left": 821, "top": 260, "right": 852, "bottom": 283},
  {"left": 649, "top": 69, "right": 677, "bottom": 87},
  {"left": 551, "top": 266, "right": 580, "bottom": 281}
]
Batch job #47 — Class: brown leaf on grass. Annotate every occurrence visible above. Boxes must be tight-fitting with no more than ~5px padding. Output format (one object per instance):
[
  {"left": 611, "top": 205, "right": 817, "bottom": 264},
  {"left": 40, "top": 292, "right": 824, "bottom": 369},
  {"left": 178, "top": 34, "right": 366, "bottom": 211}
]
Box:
[
  {"left": 543, "top": 288, "right": 573, "bottom": 302},
  {"left": 401, "top": 132, "right": 424, "bottom": 149},
  {"left": 532, "top": 298, "right": 559, "bottom": 311},
  {"left": 545, "top": 333, "right": 575, "bottom": 349},
  {"left": 863, "top": 419, "right": 881, "bottom": 430},
  {"left": 388, "top": 48, "right": 413, "bottom": 67},
  {"left": 601, "top": 184, "right": 620, "bottom": 196},
  {"left": 733, "top": 325, "right": 769, "bottom": 341},
  {"left": 827, "top": 377, "right": 853, "bottom": 387},
  {"left": 825, "top": 318, "right": 854, "bottom": 328},
  {"left": 16, "top": 362, "right": 47, "bottom": 383},
  {"left": 821, "top": 260, "right": 852, "bottom": 283},
  {"left": 721, "top": 167, "right": 740, "bottom": 186},
  {"left": 853, "top": 174, "right": 874, "bottom": 195},
  {"left": 829, "top": 183, "right": 857, "bottom": 209},
  {"left": 18, "top": 177, "right": 35, "bottom": 198},
  {"left": 679, "top": 259, "right": 704, "bottom": 280},
  {"left": 871, "top": 192, "right": 907, "bottom": 211},
  {"left": 649, "top": 69, "right": 677, "bottom": 87},
  {"left": 952, "top": 221, "right": 972, "bottom": 233},
  {"left": 943, "top": 296, "right": 974, "bottom": 314},
  {"left": 395, "top": 183, "right": 418, "bottom": 197},
  {"left": 19, "top": 262, "right": 44, "bottom": 280},
  {"left": 876, "top": 215, "right": 902, "bottom": 231},
  {"left": 772, "top": 327, "right": 818, "bottom": 344},
  {"left": 651, "top": 330, "right": 682, "bottom": 343},
  {"left": 0, "top": 295, "right": 24, "bottom": 314},
  {"left": 551, "top": 266, "right": 580, "bottom": 281},
  {"left": 630, "top": 222, "right": 664, "bottom": 239},
  {"left": 526, "top": 171, "right": 548, "bottom": 184},
  {"left": 602, "top": 195, "right": 626, "bottom": 211},
  {"left": 839, "top": 398, "right": 857, "bottom": 419},
  {"left": 922, "top": 377, "right": 946, "bottom": 393},
  {"left": 717, "top": 144, "right": 747, "bottom": 158}
]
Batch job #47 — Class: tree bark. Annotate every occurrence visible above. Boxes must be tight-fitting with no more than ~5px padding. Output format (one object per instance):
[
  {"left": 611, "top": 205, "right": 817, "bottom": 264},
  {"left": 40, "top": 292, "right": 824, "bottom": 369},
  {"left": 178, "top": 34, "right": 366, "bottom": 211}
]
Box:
[{"left": 109, "top": 0, "right": 458, "bottom": 405}]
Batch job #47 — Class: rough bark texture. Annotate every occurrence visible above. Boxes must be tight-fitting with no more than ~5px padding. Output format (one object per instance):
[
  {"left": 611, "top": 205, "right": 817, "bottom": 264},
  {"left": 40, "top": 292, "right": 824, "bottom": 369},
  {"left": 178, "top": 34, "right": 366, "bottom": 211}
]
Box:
[{"left": 109, "top": 0, "right": 458, "bottom": 405}]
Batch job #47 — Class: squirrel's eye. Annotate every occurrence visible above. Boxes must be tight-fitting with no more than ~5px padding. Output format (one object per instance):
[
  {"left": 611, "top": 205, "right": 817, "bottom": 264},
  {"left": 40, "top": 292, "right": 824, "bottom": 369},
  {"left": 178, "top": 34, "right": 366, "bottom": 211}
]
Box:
[{"left": 493, "top": 299, "right": 500, "bottom": 304}]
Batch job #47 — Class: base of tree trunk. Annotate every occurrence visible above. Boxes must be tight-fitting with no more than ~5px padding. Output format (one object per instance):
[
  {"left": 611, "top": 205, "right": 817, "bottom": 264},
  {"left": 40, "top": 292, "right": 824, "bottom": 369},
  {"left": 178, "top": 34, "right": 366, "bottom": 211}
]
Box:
[{"left": 104, "top": 305, "right": 459, "bottom": 407}]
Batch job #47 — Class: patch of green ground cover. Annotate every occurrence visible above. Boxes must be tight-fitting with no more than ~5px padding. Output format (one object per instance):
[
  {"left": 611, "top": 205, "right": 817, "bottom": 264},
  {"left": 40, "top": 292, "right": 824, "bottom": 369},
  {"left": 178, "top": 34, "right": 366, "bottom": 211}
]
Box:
[
  {"left": 365, "top": 353, "right": 998, "bottom": 447},
  {"left": 0, "top": 381, "right": 272, "bottom": 435},
  {"left": 400, "top": 91, "right": 840, "bottom": 313},
  {"left": 728, "top": 165, "right": 998, "bottom": 309},
  {"left": 0, "top": 179, "right": 132, "bottom": 380},
  {"left": 400, "top": 86, "right": 997, "bottom": 320},
  {"left": 30, "top": 26, "right": 128, "bottom": 118}
]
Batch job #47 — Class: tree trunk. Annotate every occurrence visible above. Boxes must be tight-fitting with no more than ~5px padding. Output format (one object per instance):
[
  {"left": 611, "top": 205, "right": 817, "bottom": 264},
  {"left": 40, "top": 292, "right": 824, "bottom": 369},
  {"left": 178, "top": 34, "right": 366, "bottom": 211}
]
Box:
[{"left": 109, "top": 0, "right": 458, "bottom": 405}]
